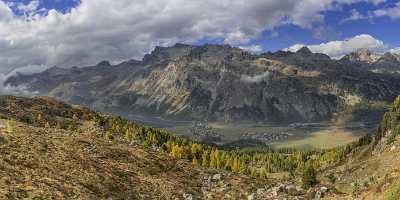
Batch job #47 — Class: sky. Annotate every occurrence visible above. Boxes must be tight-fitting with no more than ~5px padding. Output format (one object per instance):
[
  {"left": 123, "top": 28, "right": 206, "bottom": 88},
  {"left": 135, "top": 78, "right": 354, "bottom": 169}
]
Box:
[{"left": 0, "top": 0, "right": 400, "bottom": 75}]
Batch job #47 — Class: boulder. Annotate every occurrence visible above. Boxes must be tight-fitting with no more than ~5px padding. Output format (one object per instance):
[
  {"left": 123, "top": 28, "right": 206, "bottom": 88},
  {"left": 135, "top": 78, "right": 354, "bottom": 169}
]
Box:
[{"left": 212, "top": 173, "right": 221, "bottom": 181}]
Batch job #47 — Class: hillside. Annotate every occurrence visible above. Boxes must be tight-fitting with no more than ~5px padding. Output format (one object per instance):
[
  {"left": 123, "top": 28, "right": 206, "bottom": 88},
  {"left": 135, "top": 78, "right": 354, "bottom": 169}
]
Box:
[
  {"left": 0, "top": 96, "right": 274, "bottom": 199},
  {"left": 1, "top": 95, "right": 399, "bottom": 199},
  {"left": 5, "top": 44, "right": 400, "bottom": 124},
  {"left": 320, "top": 96, "right": 400, "bottom": 199},
  {"left": 0, "top": 95, "right": 338, "bottom": 199}
]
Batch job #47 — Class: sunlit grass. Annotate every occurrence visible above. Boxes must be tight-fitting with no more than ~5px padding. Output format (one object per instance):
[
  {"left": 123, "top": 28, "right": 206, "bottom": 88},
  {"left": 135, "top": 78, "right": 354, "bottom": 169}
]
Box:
[{"left": 270, "top": 128, "right": 362, "bottom": 150}]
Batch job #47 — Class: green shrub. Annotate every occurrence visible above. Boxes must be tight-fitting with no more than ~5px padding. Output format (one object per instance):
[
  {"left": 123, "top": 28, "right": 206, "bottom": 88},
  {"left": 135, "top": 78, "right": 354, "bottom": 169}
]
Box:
[
  {"left": 302, "top": 163, "right": 317, "bottom": 189},
  {"left": 385, "top": 181, "right": 400, "bottom": 200},
  {"left": 326, "top": 173, "right": 337, "bottom": 184},
  {"left": 351, "top": 181, "right": 361, "bottom": 197}
]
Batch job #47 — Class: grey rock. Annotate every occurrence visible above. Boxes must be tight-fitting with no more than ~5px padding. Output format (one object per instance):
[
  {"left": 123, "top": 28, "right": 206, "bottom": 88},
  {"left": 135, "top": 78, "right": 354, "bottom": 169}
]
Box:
[
  {"left": 183, "top": 193, "right": 194, "bottom": 200},
  {"left": 247, "top": 193, "right": 255, "bottom": 200},
  {"left": 212, "top": 174, "right": 221, "bottom": 181}
]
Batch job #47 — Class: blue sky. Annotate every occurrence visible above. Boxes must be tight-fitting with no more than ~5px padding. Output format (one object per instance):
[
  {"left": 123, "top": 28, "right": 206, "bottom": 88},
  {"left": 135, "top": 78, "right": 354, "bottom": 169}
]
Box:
[
  {"left": 0, "top": 0, "right": 399, "bottom": 74},
  {"left": 232, "top": 0, "right": 400, "bottom": 52},
  {"left": 5, "top": 0, "right": 79, "bottom": 13},
  {"left": 4, "top": 0, "right": 400, "bottom": 51}
]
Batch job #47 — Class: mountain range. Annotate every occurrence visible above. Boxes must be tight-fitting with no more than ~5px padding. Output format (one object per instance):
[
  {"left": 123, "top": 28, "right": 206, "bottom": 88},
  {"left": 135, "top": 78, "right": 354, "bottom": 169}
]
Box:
[{"left": 5, "top": 44, "right": 400, "bottom": 123}]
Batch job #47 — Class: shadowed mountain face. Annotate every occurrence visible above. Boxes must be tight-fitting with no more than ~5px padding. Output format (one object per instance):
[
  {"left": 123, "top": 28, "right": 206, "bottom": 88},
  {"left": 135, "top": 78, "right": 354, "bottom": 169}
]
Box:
[{"left": 5, "top": 44, "right": 400, "bottom": 123}]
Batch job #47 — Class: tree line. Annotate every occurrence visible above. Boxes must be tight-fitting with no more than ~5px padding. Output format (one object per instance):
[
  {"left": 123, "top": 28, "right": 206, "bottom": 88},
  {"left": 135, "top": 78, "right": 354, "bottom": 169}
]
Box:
[{"left": 91, "top": 114, "right": 373, "bottom": 182}]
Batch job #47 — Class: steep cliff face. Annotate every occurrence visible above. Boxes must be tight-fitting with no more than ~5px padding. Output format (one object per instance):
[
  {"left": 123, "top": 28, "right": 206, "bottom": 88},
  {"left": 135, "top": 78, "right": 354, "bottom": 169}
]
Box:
[{"left": 5, "top": 44, "right": 400, "bottom": 123}]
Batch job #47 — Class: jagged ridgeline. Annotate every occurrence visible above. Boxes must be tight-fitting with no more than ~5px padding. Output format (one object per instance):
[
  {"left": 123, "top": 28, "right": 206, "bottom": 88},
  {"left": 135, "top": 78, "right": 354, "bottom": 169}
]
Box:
[
  {"left": 5, "top": 44, "right": 400, "bottom": 123},
  {"left": 0, "top": 95, "right": 374, "bottom": 178}
]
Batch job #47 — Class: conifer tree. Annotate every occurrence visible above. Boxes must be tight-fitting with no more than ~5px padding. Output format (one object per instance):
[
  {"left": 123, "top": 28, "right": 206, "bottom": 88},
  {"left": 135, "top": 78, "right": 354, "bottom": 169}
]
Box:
[
  {"left": 209, "top": 150, "right": 216, "bottom": 168},
  {"left": 201, "top": 150, "right": 210, "bottom": 167},
  {"left": 171, "top": 145, "right": 184, "bottom": 159},
  {"left": 224, "top": 154, "right": 232, "bottom": 170},
  {"left": 125, "top": 128, "right": 133, "bottom": 142},
  {"left": 259, "top": 167, "right": 268, "bottom": 178},
  {"left": 232, "top": 156, "right": 240, "bottom": 173},
  {"left": 302, "top": 163, "right": 317, "bottom": 189},
  {"left": 191, "top": 143, "right": 202, "bottom": 159},
  {"left": 104, "top": 131, "right": 113, "bottom": 142},
  {"left": 250, "top": 167, "right": 257, "bottom": 177}
]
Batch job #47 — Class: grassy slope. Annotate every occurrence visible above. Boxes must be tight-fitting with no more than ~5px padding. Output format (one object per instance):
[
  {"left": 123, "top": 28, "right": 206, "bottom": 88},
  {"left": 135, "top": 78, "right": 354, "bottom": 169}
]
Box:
[
  {"left": 0, "top": 96, "right": 276, "bottom": 199},
  {"left": 0, "top": 119, "right": 273, "bottom": 199}
]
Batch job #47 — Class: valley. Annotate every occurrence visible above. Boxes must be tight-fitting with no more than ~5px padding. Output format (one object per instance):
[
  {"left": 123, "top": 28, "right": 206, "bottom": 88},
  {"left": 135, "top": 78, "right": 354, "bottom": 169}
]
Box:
[{"left": 122, "top": 112, "right": 375, "bottom": 150}]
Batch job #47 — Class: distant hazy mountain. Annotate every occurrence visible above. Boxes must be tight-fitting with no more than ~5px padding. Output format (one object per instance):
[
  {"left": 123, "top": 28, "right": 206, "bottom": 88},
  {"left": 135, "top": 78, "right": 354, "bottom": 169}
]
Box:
[
  {"left": 5, "top": 44, "right": 400, "bottom": 123},
  {"left": 341, "top": 48, "right": 400, "bottom": 74}
]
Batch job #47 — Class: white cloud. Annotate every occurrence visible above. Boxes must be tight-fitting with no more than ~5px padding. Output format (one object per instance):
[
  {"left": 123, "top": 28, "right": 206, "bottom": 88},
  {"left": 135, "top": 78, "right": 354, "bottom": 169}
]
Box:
[
  {"left": 0, "top": 64, "right": 47, "bottom": 95},
  {"left": 239, "top": 45, "right": 264, "bottom": 53},
  {"left": 284, "top": 44, "right": 307, "bottom": 52},
  {"left": 374, "top": 2, "right": 400, "bottom": 19},
  {"left": 390, "top": 48, "right": 400, "bottom": 54},
  {"left": 0, "top": 1, "right": 13, "bottom": 21},
  {"left": 369, "top": 0, "right": 388, "bottom": 5},
  {"left": 6, "top": 64, "right": 50, "bottom": 77},
  {"left": 0, "top": 0, "right": 390, "bottom": 76},
  {"left": 284, "top": 34, "right": 386, "bottom": 58},
  {"left": 340, "top": 9, "right": 368, "bottom": 24},
  {"left": 17, "top": 0, "right": 40, "bottom": 13},
  {"left": 241, "top": 71, "right": 271, "bottom": 83}
]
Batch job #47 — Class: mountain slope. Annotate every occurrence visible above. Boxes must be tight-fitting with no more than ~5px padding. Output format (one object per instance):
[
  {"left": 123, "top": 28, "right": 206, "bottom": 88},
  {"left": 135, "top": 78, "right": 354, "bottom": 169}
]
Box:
[
  {"left": 0, "top": 96, "right": 275, "bottom": 199},
  {"left": 5, "top": 44, "right": 400, "bottom": 123}
]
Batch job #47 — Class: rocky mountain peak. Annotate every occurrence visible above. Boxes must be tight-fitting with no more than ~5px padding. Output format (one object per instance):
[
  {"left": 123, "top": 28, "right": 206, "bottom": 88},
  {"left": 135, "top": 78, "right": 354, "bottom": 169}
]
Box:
[
  {"left": 142, "top": 44, "right": 195, "bottom": 63},
  {"left": 185, "top": 43, "right": 252, "bottom": 63},
  {"left": 342, "top": 48, "right": 380, "bottom": 63},
  {"left": 296, "top": 46, "right": 313, "bottom": 56},
  {"left": 96, "top": 60, "right": 111, "bottom": 67},
  {"left": 355, "top": 48, "right": 372, "bottom": 55},
  {"left": 173, "top": 43, "right": 193, "bottom": 48},
  {"left": 380, "top": 52, "right": 399, "bottom": 62}
]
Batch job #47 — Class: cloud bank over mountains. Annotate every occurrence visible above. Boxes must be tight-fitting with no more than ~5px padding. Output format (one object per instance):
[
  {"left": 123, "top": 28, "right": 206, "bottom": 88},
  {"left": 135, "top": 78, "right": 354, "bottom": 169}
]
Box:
[
  {"left": 284, "top": 34, "right": 389, "bottom": 58},
  {"left": 0, "top": 0, "right": 397, "bottom": 74}
]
